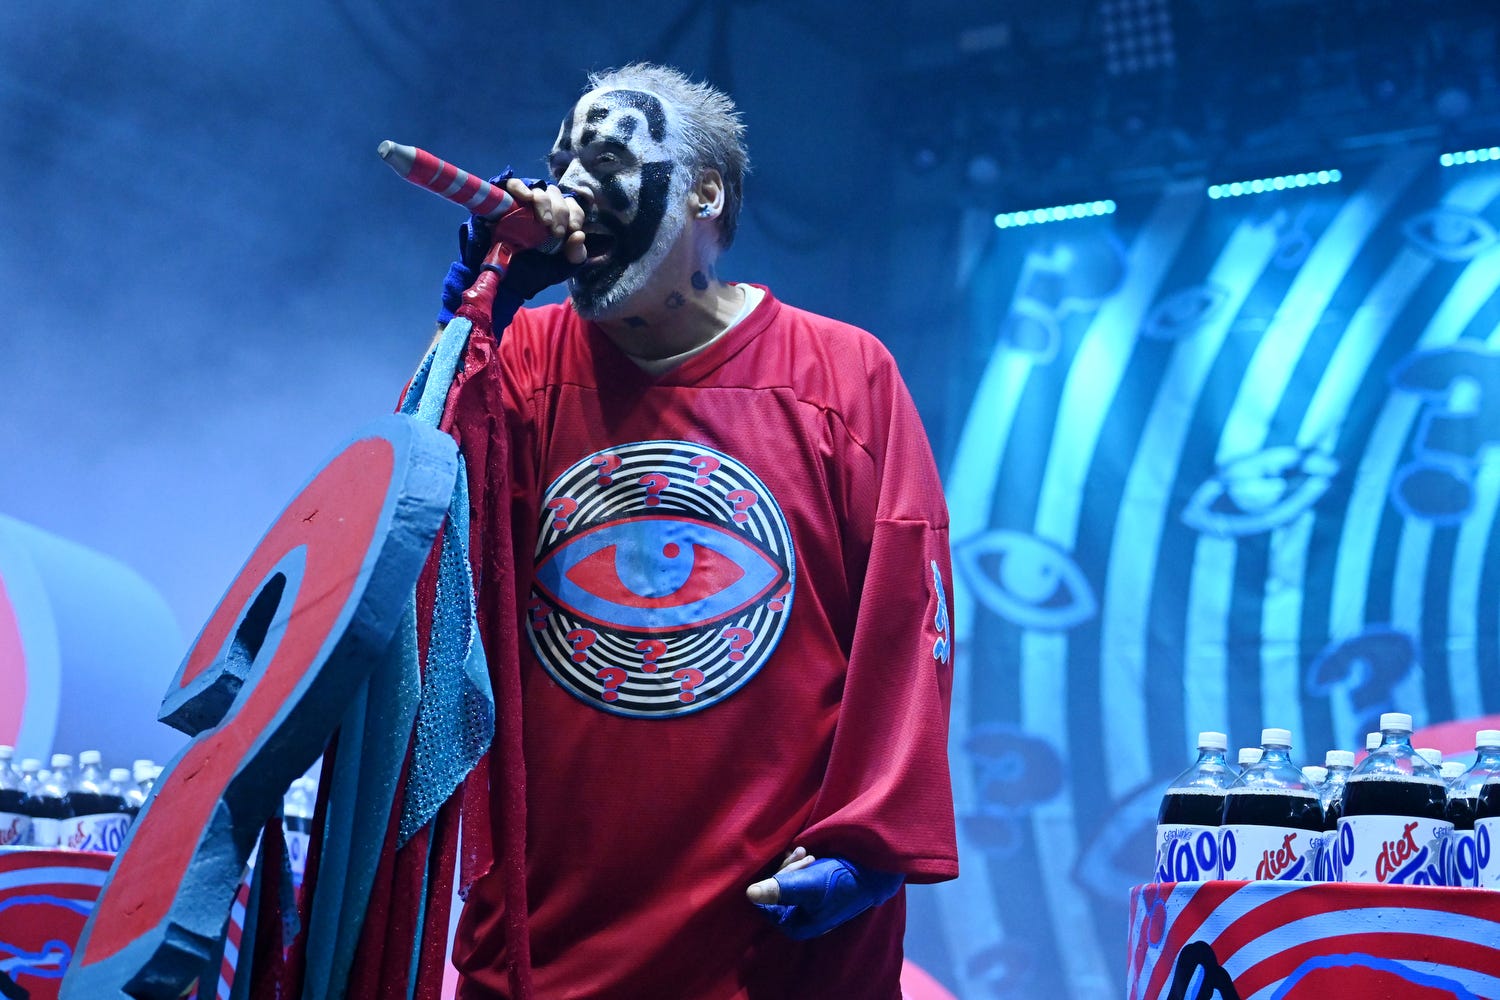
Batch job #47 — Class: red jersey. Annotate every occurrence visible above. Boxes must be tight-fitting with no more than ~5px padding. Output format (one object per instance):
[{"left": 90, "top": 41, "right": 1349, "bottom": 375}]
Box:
[{"left": 451, "top": 287, "right": 957, "bottom": 999}]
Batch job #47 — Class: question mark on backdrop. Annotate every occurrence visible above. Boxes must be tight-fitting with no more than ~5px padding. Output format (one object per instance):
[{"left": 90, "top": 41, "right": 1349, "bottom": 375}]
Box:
[
  {"left": 566, "top": 628, "right": 599, "bottom": 664},
  {"left": 595, "top": 666, "right": 626, "bottom": 702},
  {"left": 768, "top": 583, "right": 791, "bottom": 612},
  {"left": 726, "top": 489, "right": 758, "bottom": 524},
  {"left": 639, "top": 473, "right": 669, "bottom": 507},
  {"left": 672, "top": 667, "right": 706, "bottom": 703},
  {"left": 720, "top": 626, "right": 754, "bottom": 662},
  {"left": 591, "top": 453, "right": 623, "bottom": 485},
  {"left": 546, "top": 497, "right": 578, "bottom": 531},
  {"left": 1306, "top": 626, "right": 1418, "bottom": 741},
  {"left": 527, "top": 597, "right": 549, "bottom": 631},
  {"left": 997, "top": 235, "right": 1126, "bottom": 363},
  {"left": 1388, "top": 343, "right": 1500, "bottom": 525},
  {"left": 688, "top": 455, "right": 721, "bottom": 485},
  {"left": 634, "top": 638, "right": 666, "bottom": 673}
]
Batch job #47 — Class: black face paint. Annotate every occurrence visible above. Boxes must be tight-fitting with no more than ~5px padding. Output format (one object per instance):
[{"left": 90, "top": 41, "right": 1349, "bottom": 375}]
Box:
[
  {"left": 556, "top": 108, "right": 575, "bottom": 153},
  {"left": 665, "top": 291, "right": 685, "bottom": 309},
  {"left": 570, "top": 160, "right": 675, "bottom": 308},
  {"left": 691, "top": 271, "right": 709, "bottom": 291},
  {"left": 624, "top": 316, "right": 648, "bottom": 328},
  {"left": 609, "top": 117, "right": 638, "bottom": 143},
  {"left": 609, "top": 90, "right": 666, "bottom": 142},
  {"left": 585, "top": 105, "right": 609, "bottom": 124}
]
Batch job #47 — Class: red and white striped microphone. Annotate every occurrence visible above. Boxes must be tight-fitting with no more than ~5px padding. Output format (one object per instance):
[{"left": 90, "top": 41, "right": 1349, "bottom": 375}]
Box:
[{"left": 377, "top": 140, "right": 556, "bottom": 251}]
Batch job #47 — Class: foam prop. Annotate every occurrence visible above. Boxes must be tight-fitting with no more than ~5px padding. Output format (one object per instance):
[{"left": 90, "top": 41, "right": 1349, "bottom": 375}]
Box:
[
  {"left": 59, "top": 415, "right": 457, "bottom": 998},
  {"left": 1128, "top": 880, "right": 1500, "bottom": 999}
]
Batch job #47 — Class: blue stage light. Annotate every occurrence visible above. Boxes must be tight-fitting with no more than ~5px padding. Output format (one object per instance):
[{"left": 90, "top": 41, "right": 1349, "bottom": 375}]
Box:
[
  {"left": 994, "top": 199, "right": 1117, "bottom": 229},
  {"left": 1440, "top": 145, "right": 1500, "bottom": 167},
  {"left": 1205, "top": 168, "right": 1342, "bottom": 199}
]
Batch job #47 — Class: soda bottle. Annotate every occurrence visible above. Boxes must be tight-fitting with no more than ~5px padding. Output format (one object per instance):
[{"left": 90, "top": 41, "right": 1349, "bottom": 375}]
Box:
[
  {"left": 66, "top": 750, "right": 130, "bottom": 853},
  {"left": 1338, "top": 713, "right": 1451, "bottom": 884},
  {"left": 1155, "top": 731, "right": 1232, "bottom": 882},
  {"left": 1220, "top": 729, "right": 1322, "bottom": 880},
  {"left": 1303, "top": 765, "right": 1328, "bottom": 789},
  {"left": 0, "top": 747, "right": 29, "bottom": 847},
  {"left": 283, "top": 777, "right": 316, "bottom": 887},
  {"left": 1463, "top": 731, "right": 1500, "bottom": 888},
  {"left": 26, "top": 754, "right": 75, "bottom": 848},
  {"left": 1322, "top": 751, "right": 1355, "bottom": 823},
  {"left": 125, "top": 760, "right": 155, "bottom": 821}
]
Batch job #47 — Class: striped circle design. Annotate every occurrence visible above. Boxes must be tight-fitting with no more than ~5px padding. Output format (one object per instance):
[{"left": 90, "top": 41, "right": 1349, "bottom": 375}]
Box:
[{"left": 529, "top": 440, "right": 794, "bottom": 718}]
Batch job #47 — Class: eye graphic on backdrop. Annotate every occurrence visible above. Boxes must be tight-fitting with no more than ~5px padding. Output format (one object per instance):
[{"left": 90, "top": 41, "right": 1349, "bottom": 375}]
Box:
[
  {"left": 1074, "top": 779, "right": 1167, "bottom": 905},
  {"left": 955, "top": 530, "right": 1098, "bottom": 630},
  {"left": 1181, "top": 446, "right": 1339, "bottom": 537},
  {"left": 1402, "top": 207, "right": 1499, "bottom": 262},
  {"left": 1141, "top": 283, "right": 1230, "bottom": 341}
]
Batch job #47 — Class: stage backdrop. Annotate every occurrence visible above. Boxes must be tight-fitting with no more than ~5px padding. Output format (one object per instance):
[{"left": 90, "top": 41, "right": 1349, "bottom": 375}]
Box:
[{"left": 927, "top": 149, "right": 1500, "bottom": 998}]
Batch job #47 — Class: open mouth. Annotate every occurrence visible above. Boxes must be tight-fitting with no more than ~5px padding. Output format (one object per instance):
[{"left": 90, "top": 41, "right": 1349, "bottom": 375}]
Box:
[{"left": 582, "top": 231, "right": 617, "bottom": 266}]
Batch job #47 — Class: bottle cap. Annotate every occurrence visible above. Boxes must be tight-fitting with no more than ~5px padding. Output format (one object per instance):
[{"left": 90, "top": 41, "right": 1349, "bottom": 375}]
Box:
[
  {"left": 1197, "top": 731, "right": 1228, "bottom": 751},
  {"left": 132, "top": 759, "right": 154, "bottom": 772},
  {"left": 0, "top": 746, "right": 13, "bottom": 760},
  {"left": 1366, "top": 732, "right": 1381, "bottom": 751},
  {"left": 109, "top": 768, "right": 130, "bottom": 783},
  {"left": 1379, "top": 712, "right": 1413, "bottom": 732},
  {"left": 19, "top": 759, "right": 40, "bottom": 773},
  {"left": 1441, "top": 761, "right": 1466, "bottom": 780},
  {"left": 1477, "top": 730, "right": 1500, "bottom": 749},
  {"left": 1238, "top": 748, "right": 1263, "bottom": 766},
  {"left": 1325, "top": 750, "right": 1356, "bottom": 768},
  {"left": 1261, "top": 728, "right": 1292, "bottom": 747},
  {"left": 50, "top": 753, "right": 73, "bottom": 768},
  {"left": 78, "top": 750, "right": 102, "bottom": 766},
  {"left": 1416, "top": 748, "right": 1443, "bottom": 766},
  {"left": 1303, "top": 765, "right": 1328, "bottom": 784},
  {"left": 132, "top": 760, "right": 155, "bottom": 782}
]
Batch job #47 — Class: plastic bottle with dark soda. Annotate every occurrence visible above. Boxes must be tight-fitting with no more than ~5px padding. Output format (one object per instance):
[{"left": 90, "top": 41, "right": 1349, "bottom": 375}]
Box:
[
  {"left": 1313, "top": 751, "right": 1356, "bottom": 881},
  {"left": 1219, "top": 729, "right": 1322, "bottom": 881},
  {"left": 0, "top": 747, "right": 28, "bottom": 847},
  {"left": 26, "top": 754, "right": 75, "bottom": 849},
  {"left": 124, "top": 760, "right": 155, "bottom": 822},
  {"left": 1337, "top": 713, "right": 1451, "bottom": 884},
  {"left": 66, "top": 750, "right": 130, "bottom": 853},
  {"left": 1464, "top": 731, "right": 1500, "bottom": 888},
  {"left": 1155, "top": 731, "right": 1232, "bottom": 882},
  {"left": 284, "top": 776, "right": 316, "bottom": 887}
]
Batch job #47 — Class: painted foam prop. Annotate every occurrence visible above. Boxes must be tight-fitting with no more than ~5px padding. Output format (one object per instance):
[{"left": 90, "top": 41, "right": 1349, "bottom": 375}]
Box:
[
  {"left": 58, "top": 415, "right": 458, "bottom": 998},
  {"left": 0, "top": 847, "right": 113, "bottom": 1000},
  {"left": 1127, "top": 881, "right": 1500, "bottom": 1000},
  {"left": 0, "top": 516, "right": 183, "bottom": 765}
]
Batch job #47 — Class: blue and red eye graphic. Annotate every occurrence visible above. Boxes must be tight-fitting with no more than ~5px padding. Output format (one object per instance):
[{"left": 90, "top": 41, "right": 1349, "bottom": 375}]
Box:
[
  {"left": 535, "top": 516, "right": 784, "bottom": 633},
  {"left": 529, "top": 441, "right": 795, "bottom": 718}
]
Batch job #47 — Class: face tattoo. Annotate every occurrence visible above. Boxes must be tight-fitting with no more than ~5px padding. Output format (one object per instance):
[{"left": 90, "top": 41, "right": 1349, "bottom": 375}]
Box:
[{"left": 549, "top": 88, "right": 689, "bottom": 318}]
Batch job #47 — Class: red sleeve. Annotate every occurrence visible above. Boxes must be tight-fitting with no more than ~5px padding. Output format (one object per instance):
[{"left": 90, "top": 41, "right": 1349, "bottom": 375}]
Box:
[{"left": 797, "top": 341, "right": 959, "bottom": 883}]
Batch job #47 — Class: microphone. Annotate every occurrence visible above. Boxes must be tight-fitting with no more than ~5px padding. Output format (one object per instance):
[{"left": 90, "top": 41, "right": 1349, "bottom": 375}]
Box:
[{"left": 377, "top": 140, "right": 557, "bottom": 252}]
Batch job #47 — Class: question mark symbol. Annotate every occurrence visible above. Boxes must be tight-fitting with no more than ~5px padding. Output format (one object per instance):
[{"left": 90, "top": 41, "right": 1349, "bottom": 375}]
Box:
[
  {"left": 720, "top": 626, "right": 754, "bottom": 662},
  {"left": 592, "top": 453, "right": 623, "bottom": 485},
  {"left": 726, "top": 489, "right": 758, "bottom": 523},
  {"left": 596, "top": 666, "right": 626, "bottom": 702},
  {"left": 1389, "top": 344, "right": 1500, "bottom": 524},
  {"left": 566, "top": 628, "right": 599, "bottom": 664},
  {"left": 672, "top": 667, "right": 706, "bottom": 703},
  {"left": 639, "top": 473, "right": 669, "bottom": 507},
  {"left": 546, "top": 497, "right": 579, "bottom": 531},
  {"left": 1306, "top": 626, "right": 1418, "bottom": 741},
  {"left": 527, "top": 597, "right": 550, "bottom": 631},
  {"left": 768, "top": 582, "right": 790, "bottom": 612},
  {"left": 634, "top": 638, "right": 667, "bottom": 673},
  {"left": 689, "top": 455, "right": 721, "bottom": 485}
]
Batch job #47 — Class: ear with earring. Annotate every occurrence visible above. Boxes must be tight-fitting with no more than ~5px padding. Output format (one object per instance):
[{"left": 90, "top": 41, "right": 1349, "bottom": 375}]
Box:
[{"left": 698, "top": 205, "right": 713, "bottom": 218}]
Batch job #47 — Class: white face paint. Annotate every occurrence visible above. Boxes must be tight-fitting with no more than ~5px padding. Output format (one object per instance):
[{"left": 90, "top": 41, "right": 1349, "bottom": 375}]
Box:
[{"left": 548, "top": 87, "right": 691, "bottom": 319}]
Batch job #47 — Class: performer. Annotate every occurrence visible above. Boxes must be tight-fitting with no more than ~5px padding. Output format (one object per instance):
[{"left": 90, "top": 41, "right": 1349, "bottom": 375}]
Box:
[{"left": 439, "top": 63, "right": 957, "bottom": 999}]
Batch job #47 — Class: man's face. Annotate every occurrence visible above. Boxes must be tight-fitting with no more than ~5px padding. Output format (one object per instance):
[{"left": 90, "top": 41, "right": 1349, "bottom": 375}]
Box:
[{"left": 548, "top": 87, "right": 689, "bottom": 318}]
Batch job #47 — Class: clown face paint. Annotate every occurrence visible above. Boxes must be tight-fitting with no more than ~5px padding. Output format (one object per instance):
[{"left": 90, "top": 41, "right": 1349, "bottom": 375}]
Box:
[{"left": 549, "top": 88, "right": 689, "bottom": 318}]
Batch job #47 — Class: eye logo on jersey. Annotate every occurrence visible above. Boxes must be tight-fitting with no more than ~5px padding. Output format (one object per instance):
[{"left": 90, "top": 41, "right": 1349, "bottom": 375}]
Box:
[{"left": 529, "top": 440, "right": 795, "bottom": 717}]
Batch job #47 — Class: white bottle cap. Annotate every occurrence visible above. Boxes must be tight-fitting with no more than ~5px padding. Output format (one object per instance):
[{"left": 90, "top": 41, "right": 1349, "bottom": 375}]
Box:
[
  {"left": 50, "top": 753, "right": 73, "bottom": 768},
  {"left": 78, "top": 750, "right": 102, "bottom": 767},
  {"left": 109, "top": 768, "right": 131, "bottom": 784},
  {"left": 1366, "top": 732, "right": 1381, "bottom": 750},
  {"left": 1261, "top": 728, "right": 1292, "bottom": 747},
  {"left": 1325, "top": 750, "right": 1356, "bottom": 768},
  {"left": 1441, "top": 761, "right": 1466, "bottom": 780},
  {"left": 1417, "top": 748, "right": 1443, "bottom": 766},
  {"left": 0, "top": 746, "right": 13, "bottom": 760},
  {"left": 1238, "top": 748, "right": 1263, "bottom": 766},
  {"left": 1379, "top": 712, "right": 1413, "bottom": 732},
  {"left": 1477, "top": 730, "right": 1500, "bottom": 749},
  {"left": 19, "top": 759, "right": 40, "bottom": 773},
  {"left": 1303, "top": 765, "right": 1328, "bottom": 784},
  {"left": 132, "top": 760, "right": 155, "bottom": 782},
  {"left": 1197, "top": 731, "right": 1228, "bottom": 751},
  {"left": 132, "top": 759, "right": 155, "bottom": 772}
]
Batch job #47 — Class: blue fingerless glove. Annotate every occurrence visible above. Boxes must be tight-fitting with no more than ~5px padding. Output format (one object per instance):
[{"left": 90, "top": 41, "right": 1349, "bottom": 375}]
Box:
[
  {"left": 753, "top": 856, "right": 905, "bottom": 941},
  {"left": 436, "top": 170, "right": 580, "bottom": 326}
]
